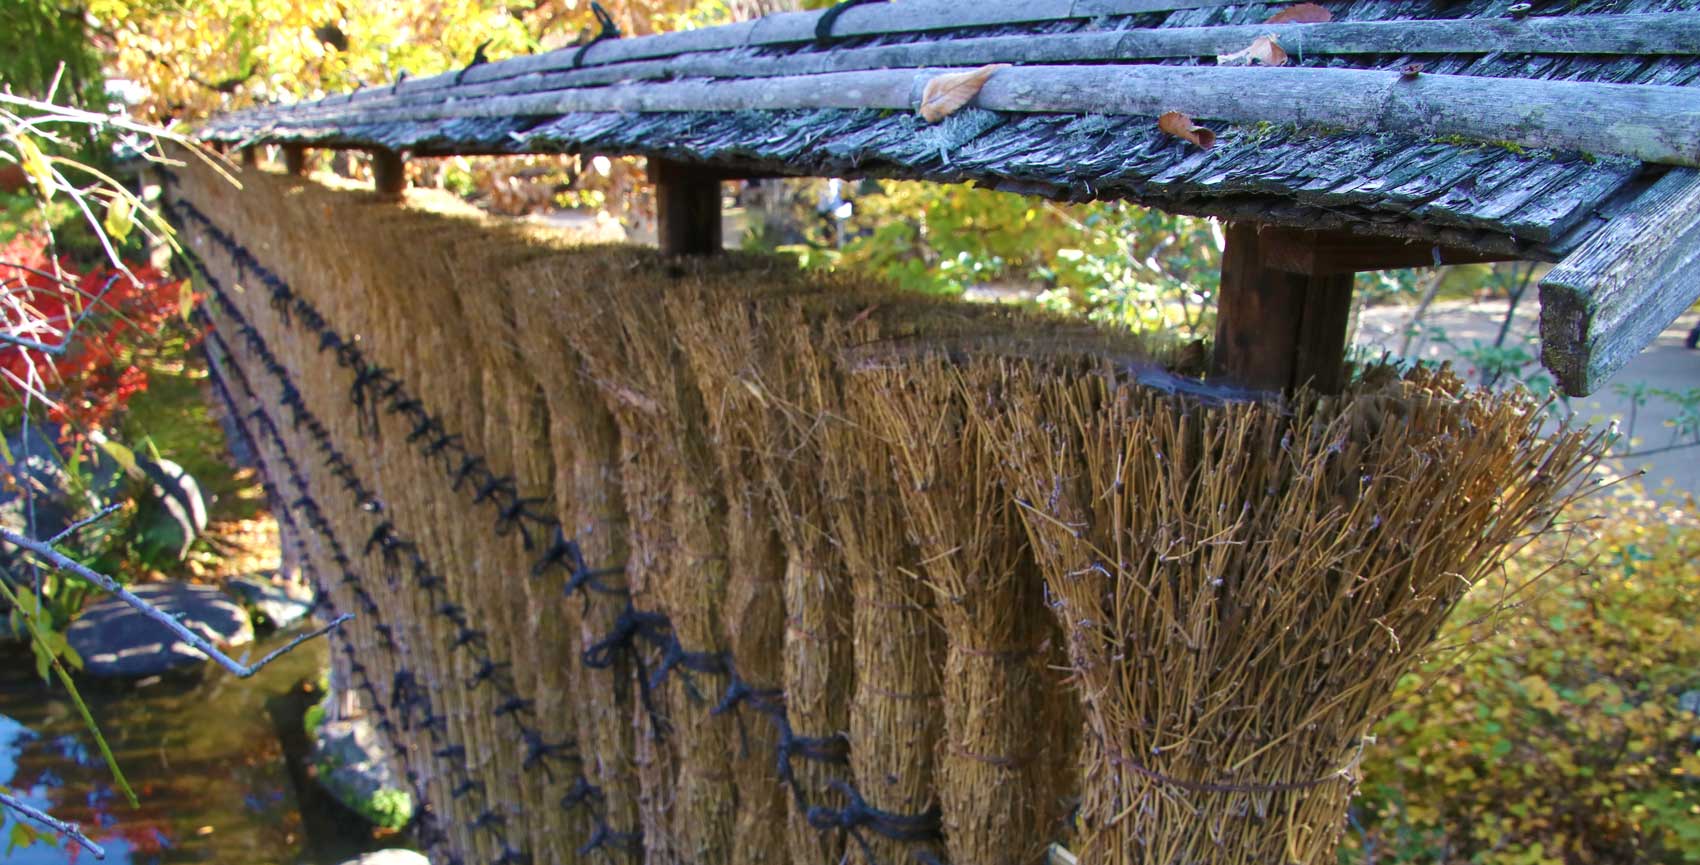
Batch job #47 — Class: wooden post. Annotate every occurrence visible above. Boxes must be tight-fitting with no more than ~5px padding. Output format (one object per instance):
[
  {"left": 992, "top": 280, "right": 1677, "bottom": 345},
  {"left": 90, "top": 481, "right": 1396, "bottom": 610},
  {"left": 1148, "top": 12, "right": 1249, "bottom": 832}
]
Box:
[
  {"left": 1213, "top": 224, "right": 1517, "bottom": 392},
  {"left": 371, "top": 148, "right": 407, "bottom": 200},
  {"left": 240, "top": 145, "right": 259, "bottom": 168},
  {"left": 1212, "top": 223, "right": 1356, "bottom": 393},
  {"left": 283, "top": 144, "right": 309, "bottom": 177},
  {"left": 652, "top": 157, "right": 723, "bottom": 256}
]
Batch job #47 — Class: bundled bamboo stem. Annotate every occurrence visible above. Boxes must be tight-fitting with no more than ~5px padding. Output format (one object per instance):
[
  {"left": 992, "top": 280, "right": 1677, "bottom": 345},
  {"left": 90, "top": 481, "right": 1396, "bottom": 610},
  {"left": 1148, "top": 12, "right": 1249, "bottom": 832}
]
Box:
[
  {"left": 976, "top": 363, "right": 1605, "bottom": 865},
  {"left": 668, "top": 267, "right": 827, "bottom": 865},
  {"left": 854, "top": 351, "right": 1063, "bottom": 865},
  {"left": 506, "top": 254, "right": 648, "bottom": 857}
]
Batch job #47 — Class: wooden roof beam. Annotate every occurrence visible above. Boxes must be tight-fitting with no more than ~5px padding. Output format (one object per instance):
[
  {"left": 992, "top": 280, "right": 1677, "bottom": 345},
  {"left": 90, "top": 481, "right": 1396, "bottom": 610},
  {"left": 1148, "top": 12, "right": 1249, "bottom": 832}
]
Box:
[
  {"left": 1212, "top": 223, "right": 1525, "bottom": 394},
  {"left": 283, "top": 13, "right": 1700, "bottom": 115},
  {"left": 1540, "top": 167, "right": 1700, "bottom": 396},
  {"left": 1254, "top": 227, "right": 1518, "bottom": 276}
]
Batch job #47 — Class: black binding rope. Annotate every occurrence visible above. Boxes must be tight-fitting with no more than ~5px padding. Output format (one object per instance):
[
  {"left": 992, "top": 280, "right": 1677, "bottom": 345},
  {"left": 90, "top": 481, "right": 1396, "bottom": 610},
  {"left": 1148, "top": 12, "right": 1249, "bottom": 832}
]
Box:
[
  {"left": 455, "top": 39, "right": 493, "bottom": 85},
  {"left": 164, "top": 180, "right": 948, "bottom": 863},
  {"left": 815, "top": 0, "right": 886, "bottom": 45},
  {"left": 572, "top": 2, "right": 621, "bottom": 68}
]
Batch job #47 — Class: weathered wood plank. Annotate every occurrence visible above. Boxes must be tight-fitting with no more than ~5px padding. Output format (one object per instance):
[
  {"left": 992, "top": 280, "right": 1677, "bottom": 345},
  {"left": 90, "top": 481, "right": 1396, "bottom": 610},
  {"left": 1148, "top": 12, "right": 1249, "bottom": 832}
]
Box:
[
  {"left": 239, "top": 64, "right": 1700, "bottom": 168},
  {"left": 1540, "top": 168, "right": 1700, "bottom": 396},
  {"left": 275, "top": 12, "right": 1700, "bottom": 120}
]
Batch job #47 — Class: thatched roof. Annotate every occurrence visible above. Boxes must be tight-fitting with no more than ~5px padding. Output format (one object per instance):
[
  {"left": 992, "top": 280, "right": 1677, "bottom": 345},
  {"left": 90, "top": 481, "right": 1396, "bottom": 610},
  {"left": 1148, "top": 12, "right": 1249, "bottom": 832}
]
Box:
[{"left": 198, "top": 0, "right": 1700, "bottom": 396}]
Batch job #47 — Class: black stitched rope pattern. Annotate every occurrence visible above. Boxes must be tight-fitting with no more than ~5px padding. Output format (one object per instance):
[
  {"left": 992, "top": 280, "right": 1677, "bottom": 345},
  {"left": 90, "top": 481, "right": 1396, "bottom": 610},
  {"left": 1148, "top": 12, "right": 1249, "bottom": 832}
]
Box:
[
  {"left": 163, "top": 178, "right": 947, "bottom": 863},
  {"left": 194, "top": 257, "right": 551, "bottom": 865}
]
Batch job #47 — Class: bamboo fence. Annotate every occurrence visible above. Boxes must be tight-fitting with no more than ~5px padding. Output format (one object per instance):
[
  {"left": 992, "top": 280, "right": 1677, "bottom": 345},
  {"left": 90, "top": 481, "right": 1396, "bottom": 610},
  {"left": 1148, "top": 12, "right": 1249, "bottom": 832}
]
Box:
[{"left": 166, "top": 160, "right": 1606, "bottom": 865}]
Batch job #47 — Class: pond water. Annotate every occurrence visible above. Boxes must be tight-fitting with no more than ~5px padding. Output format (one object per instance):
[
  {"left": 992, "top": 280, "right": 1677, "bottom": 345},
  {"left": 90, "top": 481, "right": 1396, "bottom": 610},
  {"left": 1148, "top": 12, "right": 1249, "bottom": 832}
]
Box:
[{"left": 0, "top": 629, "right": 396, "bottom": 864}]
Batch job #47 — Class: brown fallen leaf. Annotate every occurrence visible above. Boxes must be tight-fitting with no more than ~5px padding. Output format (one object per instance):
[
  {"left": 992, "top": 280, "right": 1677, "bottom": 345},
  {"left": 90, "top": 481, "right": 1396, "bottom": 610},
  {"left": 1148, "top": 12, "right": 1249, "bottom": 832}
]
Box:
[
  {"left": 918, "top": 63, "right": 1010, "bottom": 123},
  {"left": 1401, "top": 62, "right": 1425, "bottom": 80},
  {"left": 1216, "top": 34, "right": 1288, "bottom": 67},
  {"left": 1266, "top": 2, "right": 1331, "bottom": 24},
  {"left": 1159, "top": 111, "right": 1216, "bottom": 150}
]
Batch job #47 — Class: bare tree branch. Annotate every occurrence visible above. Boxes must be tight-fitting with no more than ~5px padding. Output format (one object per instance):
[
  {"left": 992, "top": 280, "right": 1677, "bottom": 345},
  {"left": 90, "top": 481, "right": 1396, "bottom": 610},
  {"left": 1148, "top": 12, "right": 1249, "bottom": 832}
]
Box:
[
  {"left": 0, "top": 266, "right": 126, "bottom": 355},
  {"left": 0, "top": 526, "right": 354, "bottom": 678},
  {"left": 0, "top": 790, "right": 107, "bottom": 860},
  {"left": 45, "top": 503, "right": 124, "bottom": 545}
]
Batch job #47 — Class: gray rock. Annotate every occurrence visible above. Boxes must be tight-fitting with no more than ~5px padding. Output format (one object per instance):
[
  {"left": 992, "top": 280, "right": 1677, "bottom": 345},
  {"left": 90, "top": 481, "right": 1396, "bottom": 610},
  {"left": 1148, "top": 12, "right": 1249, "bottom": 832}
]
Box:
[
  {"left": 313, "top": 710, "right": 414, "bottom": 828},
  {"left": 132, "top": 456, "right": 208, "bottom": 562},
  {"left": 226, "top": 575, "right": 314, "bottom": 630},
  {"left": 65, "top": 583, "right": 254, "bottom": 677},
  {"left": 336, "top": 850, "right": 428, "bottom": 865},
  {"left": 1680, "top": 689, "right": 1700, "bottom": 716}
]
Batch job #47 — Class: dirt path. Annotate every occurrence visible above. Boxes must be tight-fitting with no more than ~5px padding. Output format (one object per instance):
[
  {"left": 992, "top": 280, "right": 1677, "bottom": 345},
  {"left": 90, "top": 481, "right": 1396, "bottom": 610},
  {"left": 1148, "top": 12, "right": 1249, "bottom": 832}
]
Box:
[{"left": 1357, "top": 301, "right": 1700, "bottom": 500}]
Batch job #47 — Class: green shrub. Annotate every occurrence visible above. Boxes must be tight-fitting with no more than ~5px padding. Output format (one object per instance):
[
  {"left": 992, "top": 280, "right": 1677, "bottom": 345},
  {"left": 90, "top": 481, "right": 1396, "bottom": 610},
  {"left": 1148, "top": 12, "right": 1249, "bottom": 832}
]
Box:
[
  {"left": 303, "top": 700, "right": 327, "bottom": 740},
  {"left": 1347, "top": 492, "right": 1700, "bottom": 864},
  {"left": 361, "top": 788, "right": 414, "bottom": 830}
]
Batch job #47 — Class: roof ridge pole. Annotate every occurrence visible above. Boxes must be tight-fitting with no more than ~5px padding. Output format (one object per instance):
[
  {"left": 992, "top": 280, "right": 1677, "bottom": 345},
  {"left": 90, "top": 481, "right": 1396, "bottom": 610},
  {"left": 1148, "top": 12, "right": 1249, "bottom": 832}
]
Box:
[{"left": 652, "top": 158, "right": 724, "bottom": 257}]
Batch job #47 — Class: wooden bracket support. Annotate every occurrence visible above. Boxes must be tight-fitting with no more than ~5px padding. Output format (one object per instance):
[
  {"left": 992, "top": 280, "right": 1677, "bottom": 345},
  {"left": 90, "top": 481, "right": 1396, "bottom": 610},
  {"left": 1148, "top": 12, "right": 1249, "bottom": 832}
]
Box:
[
  {"left": 283, "top": 144, "right": 309, "bottom": 177},
  {"left": 652, "top": 157, "right": 724, "bottom": 256},
  {"left": 371, "top": 148, "right": 406, "bottom": 200},
  {"left": 1211, "top": 224, "right": 1517, "bottom": 393},
  {"left": 1213, "top": 224, "right": 1353, "bottom": 393}
]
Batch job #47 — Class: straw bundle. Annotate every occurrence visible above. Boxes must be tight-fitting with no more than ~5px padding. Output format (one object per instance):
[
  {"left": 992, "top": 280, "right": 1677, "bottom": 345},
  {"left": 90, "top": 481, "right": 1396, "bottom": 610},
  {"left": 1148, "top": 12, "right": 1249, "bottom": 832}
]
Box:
[
  {"left": 749, "top": 290, "right": 996, "bottom": 863},
  {"left": 666, "top": 267, "right": 830, "bottom": 865},
  {"left": 505, "top": 254, "right": 648, "bottom": 857},
  {"left": 976, "top": 363, "right": 1604, "bottom": 865},
  {"left": 444, "top": 225, "right": 598, "bottom": 864},
  {"left": 726, "top": 293, "right": 858, "bottom": 865},
  {"left": 350, "top": 203, "right": 531, "bottom": 846},
  {"left": 547, "top": 248, "right": 745, "bottom": 865},
  {"left": 797, "top": 310, "right": 945, "bottom": 865},
  {"left": 851, "top": 349, "right": 1061, "bottom": 865}
]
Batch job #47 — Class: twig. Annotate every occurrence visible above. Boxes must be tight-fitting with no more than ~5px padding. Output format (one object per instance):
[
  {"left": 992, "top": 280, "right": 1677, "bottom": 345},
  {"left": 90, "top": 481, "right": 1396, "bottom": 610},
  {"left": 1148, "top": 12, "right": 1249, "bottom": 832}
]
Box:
[
  {"left": 0, "top": 268, "right": 126, "bottom": 356},
  {"left": 0, "top": 526, "right": 354, "bottom": 678},
  {"left": 0, "top": 790, "right": 107, "bottom": 859},
  {"left": 46, "top": 503, "right": 124, "bottom": 545},
  {"left": 240, "top": 614, "right": 358, "bottom": 671}
]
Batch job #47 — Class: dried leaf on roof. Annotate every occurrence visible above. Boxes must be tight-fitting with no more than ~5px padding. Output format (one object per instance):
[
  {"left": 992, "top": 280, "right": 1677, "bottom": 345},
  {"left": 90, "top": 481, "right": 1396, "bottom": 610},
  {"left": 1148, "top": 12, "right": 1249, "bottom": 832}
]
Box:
[
  {"left": 1266, "top": 3, "right": 1332, "bottom": 24},
  {"left": 1217, "top": 34, "right": 1288, "bottom": 67},
  {"left": 1158, "top": 111, "right": 1215, "bottom": 150},
  {"left": 918, "top": 64, "right": 1010, "bottom": 123}
]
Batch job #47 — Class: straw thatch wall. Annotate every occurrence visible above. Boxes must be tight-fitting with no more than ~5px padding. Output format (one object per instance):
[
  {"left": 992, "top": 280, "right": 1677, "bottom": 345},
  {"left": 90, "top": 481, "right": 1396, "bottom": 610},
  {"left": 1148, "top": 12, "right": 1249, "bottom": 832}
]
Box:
[{"left": 164, "top": 159, "right": 1605, "bottom": 865}]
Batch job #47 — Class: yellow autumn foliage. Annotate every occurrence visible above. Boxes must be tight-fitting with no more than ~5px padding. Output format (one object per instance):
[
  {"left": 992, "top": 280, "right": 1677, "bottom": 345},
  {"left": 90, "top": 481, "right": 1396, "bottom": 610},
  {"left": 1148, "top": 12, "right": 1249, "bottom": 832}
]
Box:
[{"left": 1349, "top": 489, "right": 1700, "bottom": 864}]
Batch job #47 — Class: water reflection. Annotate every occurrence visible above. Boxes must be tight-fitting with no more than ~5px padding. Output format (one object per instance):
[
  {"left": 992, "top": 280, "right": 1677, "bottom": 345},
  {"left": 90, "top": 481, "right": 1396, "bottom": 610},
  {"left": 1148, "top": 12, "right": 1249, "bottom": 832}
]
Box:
[{"left": 0, "top": 629, "right": 384, "bottom": 864}]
